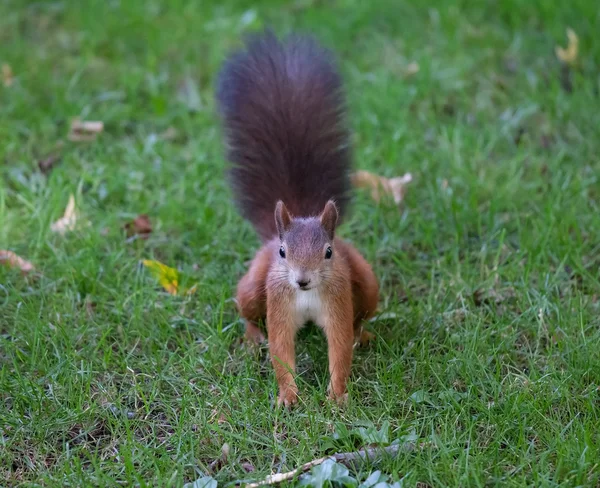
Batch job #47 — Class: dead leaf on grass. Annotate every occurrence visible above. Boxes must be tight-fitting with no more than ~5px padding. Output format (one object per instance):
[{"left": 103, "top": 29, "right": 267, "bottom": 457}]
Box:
[
  {"left": 159, "top": 126, "right": 179, "bottom": 141},
  {"left": 404, "top": 61, "right": 420, "bottom": 77},
  {"left": 209, "top": 409, "right": 228, "bottom": 425},
  {"left": 68, "top": 119, "right": 104, "bottom": 142},
  {"left": 2, "top": 64, "right": 13, "bottom": 87},
  {"left": 351, "top": 170, "right": 413, "bottom": 205},
  {"left": 85, "top": 298, "right": 97, "bottom": 318},
  {"left": 209, "top": 443, "right": 230, "bottom": 473},
  {"left": 556, "top": 28, "right": 578, "bottom": 66},
  {"left": 185, "top": 283, "right": 198, "bottom": 295},
  {"left": 51, "top": 194, "right": 79, "bottom": 234},
  {"left": 38, "top": 153, "right": 62, "bottom": 175},
  {"left": 124, "top": 214, "right": 152, "bottom": 239},
  {"left": 0, "top": 250, "right": 35, "bottom": 274},
  {"left": 142, "top": 259, "right": 197, "bottom": 296},
  {"left": 177, "top": 75, "right": 202, "bottom": 112}
]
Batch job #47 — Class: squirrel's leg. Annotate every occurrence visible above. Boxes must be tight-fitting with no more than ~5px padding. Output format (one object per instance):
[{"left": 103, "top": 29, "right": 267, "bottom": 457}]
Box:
[
  {"left": 348, "top": 249, "right": 379, "bottom": 348},
  {"left": 354, "top": 322, "right": 375, "bottom": 348},
  {"left": 244, "top": 321, "right": 266, "bottom": 344},
  {"left": 236, "top": 247, "right": 271, "bottom": 345},
  {"left": 266, "top": 290, "right": 298, "bottom": 407},
  {"left": 237, "top": 273, "right": 266, "bottom": 344},
  {"left": 323, "top": 295, "right": 355, "bottom": 405}
]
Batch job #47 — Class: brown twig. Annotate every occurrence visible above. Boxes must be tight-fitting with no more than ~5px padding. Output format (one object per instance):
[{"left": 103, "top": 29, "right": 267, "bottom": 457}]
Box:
[{"left": 243, "top": 442, "right": 415, "bottom": 488}]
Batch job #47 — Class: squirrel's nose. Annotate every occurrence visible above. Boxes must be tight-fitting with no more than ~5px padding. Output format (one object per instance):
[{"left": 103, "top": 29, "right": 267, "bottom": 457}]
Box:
[{"left": 297, "top": 279, "right": 311, "bottom": 289}]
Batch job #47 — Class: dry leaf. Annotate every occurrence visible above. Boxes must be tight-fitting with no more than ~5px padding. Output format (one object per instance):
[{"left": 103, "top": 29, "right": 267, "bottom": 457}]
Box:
[
  {"left": 85, "top": 299, "right": 97, "bottom": 317},
  {"left": 184, "top": 283, "right": 198, "bottom": 296},
  {"left": 2, "top": 64, "right": 13, "bottom": 87},
  {"left": 124, "top": 214, "right": 152, "bottom": 239},
  {"left": 351, "top": 170, "right": 413, "bottom": 205},
  {"left": 404, "top": 62, "right": 420, "bottom": 77},
  {"left": 556, "top": 28, "right": 578, "bottom": 66},
  {"left": 68, "top": 119, "right": 104, "bottom": 142},
  {"left": 0, "top": 250, "right": 35, "bottom": 274},
  {"left": 142, "top": 259, "right": 197, "bottom": 296},
  {"left": 208, "top": 443, "right": 230, "bottom": 473},
  {"left": 209, "top": 409, "right": 228, "bottom": 425},
  {"left": 159, "top": 127, "right": 179, "bottom": 141},
  {"left": 38, "top": 154, "right": 62, "bottom": 175},
  {"left": 177, "top": 75, "right": 202, "bottom": 112},
  {"left": 51, "top": 194, "right": 78, "bottom": 234}
]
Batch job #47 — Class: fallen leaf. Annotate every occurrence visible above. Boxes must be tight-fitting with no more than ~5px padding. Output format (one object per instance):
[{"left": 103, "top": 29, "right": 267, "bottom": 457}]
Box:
[
  {"left": 124, "top": 214, "right": 153, "bottom": 239},
  {"left": 142, "top": 259, "right": 198, "bottom": 296},
  {"left": 0, "top": 250, "right": 35, "bottom": 274},
  {"left": 68, "top": 119, "right": 104, "bottom": 142},
  {"left": 159, "top": 126, "right": 179, "bottom": 141},
  {"left": 351, "top": 170, "right": 413, "bottom": 205},
  {"left": 2, "top": 64, "right": 13, "bottom": 87},
  {"left": 38, "top": 154, "right": 62, "bottom": 175},
  {"left": 556, "top": 28, "right": 578, "bottom": 66},
  {"left": 208, "top": 442, "right": 230, "bottom": 473},
  {"left": 85, "top": 299, "right": 96, "bottom": 317},
  {"left": 416, "top": 482, "right": 433, "bottom": 488},
  {"left": 209, "top": 408, "right": 228, "bottom": 425},
  {"left": 51, "top": 194, "right": 79, "bottom": 234},
  {"left": 184, "top": 283, "right": 198, "bottom": 296},
  {"left": 404, "top": 61, "right": 420, "bottom": 77},
  {"left": 177, "top": 75, "right": 202, "bottom": 112},
  {"left": 143, "top": 260, "right": 179, "bottom": 295}
]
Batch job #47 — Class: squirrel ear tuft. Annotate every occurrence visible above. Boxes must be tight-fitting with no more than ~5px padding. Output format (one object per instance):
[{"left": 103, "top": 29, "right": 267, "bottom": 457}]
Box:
[
  {"left": 275, "top": 200, "right": 291, "bottom": 239},
  {"left": 320, "top": 200, "right": 338, "bottom": 241}
]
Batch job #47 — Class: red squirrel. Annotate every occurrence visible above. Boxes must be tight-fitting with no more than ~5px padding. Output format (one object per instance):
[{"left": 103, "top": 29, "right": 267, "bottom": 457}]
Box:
[{"left": 215, "top": 31, "right": 379, "bottom": 407}]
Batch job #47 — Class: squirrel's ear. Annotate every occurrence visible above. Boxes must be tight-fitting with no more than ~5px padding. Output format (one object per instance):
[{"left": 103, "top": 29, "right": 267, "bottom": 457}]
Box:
[
  {"left": 320, "top": 200, "right": 338, "bottom": 241},
  {"left": 275, "top": 200, "right": 291, "bottom": 239}
]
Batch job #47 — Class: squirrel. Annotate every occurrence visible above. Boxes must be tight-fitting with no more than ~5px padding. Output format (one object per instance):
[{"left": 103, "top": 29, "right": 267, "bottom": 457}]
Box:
[{"left": 215, "top": 30, "right": 379, "bottom": 407}]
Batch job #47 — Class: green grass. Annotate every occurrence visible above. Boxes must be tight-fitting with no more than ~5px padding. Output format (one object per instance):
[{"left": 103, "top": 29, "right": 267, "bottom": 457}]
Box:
[{"left": 1, "top": 0, "right": 600, "bottom": 486}]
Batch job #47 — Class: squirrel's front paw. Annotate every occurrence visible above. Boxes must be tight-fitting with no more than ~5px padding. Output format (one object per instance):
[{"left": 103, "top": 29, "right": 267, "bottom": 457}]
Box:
[
  {"left": 244, "top": 322, "right": 267, "bottom": 345},
  {"left": 358, "top": 329, "right": 375, "bottom": 347},
  {"left": 277, "top": 385, "right": 299, "bottom": 408},
  {"left": 327, "top": 384, "right": 349, "bottom": 407}
]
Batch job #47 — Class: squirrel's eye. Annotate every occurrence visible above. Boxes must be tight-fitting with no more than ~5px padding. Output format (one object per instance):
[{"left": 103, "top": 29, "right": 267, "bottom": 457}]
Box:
[
  {"left": 279, "top": 246, "right": 286, "bottom": 258},
  {"left": 325, "top": 246, "right": 333, "bottom": 259}
]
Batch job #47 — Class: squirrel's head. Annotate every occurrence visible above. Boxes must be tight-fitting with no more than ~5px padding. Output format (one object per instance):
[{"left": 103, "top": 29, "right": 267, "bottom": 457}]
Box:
[{"left": 274, "top": 200, "right": 338, "bottom": 291}]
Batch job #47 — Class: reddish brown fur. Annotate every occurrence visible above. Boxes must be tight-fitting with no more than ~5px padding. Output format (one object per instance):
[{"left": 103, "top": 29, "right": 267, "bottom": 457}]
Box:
[
  {"left": 236, "top": 213, "right": 379, "bottom": 406},
  {"left": 217, "top": 31, "right": 379, "bottom": 406}
]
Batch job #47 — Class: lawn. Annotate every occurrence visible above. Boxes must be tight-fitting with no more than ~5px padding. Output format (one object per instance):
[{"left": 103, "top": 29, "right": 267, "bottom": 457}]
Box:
[{"left": 1, "top": 0, "right": 600, "bottom": 486}]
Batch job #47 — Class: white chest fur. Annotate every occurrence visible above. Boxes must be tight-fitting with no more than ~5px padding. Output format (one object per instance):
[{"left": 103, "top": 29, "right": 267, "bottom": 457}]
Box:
[{"left": 294, "top": 288, "right": 325, "bottom": 328}]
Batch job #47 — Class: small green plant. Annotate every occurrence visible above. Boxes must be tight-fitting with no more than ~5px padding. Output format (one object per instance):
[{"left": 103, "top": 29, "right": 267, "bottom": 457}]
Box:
[
  {"left": 184, "top": 476, "right": 218, "bottom": 488},
  {"left": 298, "top": 461, "right": 404, "bottom": 488}
]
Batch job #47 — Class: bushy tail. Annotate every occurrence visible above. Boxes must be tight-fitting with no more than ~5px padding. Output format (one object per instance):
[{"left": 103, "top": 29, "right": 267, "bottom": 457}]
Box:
[{"left": 215, "top": 30, "right": 352, "bottom": 242}]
